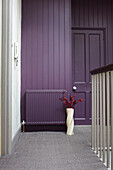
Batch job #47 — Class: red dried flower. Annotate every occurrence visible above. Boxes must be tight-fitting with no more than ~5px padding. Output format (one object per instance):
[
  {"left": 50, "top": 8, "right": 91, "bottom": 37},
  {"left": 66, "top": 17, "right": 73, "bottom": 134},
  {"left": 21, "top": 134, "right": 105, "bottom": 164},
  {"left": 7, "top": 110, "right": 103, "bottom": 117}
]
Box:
[
  {"left": 77, "top": 98, "right": 83, "bottom": 102},
  {"left": 64, "top": 97, "right": 68, "bottom": 101},
  {"left": 59, "top": 92, "right": 83, "bottom": 108}
]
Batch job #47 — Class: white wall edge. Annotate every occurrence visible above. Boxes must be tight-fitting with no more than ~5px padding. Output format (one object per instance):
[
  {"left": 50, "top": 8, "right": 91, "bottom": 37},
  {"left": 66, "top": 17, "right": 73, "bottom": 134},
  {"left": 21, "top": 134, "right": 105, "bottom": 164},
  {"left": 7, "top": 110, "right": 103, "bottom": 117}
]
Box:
[
  {"left": 0, "top": 0, "right": 3, "bottom": 156},
  {"left": 11, "top": 0, "right": 21, "bottom": 141},
  {"left": 1, "top": 0, "right": 13, "bottom": 155},
  {"left": 11, "top": 127, "right": 21, "bottom": 153}
]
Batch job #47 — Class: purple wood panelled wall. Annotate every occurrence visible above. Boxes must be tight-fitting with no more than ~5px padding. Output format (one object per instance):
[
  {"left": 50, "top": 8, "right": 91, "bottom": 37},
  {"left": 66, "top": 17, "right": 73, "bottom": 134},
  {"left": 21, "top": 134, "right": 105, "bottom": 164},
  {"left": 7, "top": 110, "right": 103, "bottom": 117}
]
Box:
[
  {"left": 22, "top": 0, "right": 113, "bottom": 127},
  {"left": 72, "top": 0, "right": 113, "bottom": 65},
  {"left": 21, "top": 0, "right": 72, "bottom": 122}
]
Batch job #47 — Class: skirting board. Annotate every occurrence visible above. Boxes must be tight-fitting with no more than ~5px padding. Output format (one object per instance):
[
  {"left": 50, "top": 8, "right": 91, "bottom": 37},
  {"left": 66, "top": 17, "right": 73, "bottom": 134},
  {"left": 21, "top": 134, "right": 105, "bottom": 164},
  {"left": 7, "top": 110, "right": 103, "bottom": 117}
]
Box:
[
  {"left": 25, "top": 124, "right": 67, "bottom": 132},
  {"left": 11, "top": 127, "right": 21, "bottom": 153}
]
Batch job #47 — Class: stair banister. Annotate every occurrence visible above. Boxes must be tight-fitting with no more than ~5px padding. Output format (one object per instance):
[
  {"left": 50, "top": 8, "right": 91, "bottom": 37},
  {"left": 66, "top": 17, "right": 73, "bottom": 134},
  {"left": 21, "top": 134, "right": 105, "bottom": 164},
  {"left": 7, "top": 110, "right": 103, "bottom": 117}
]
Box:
[{"left": 90, "top": 63, "right": 113, "bottom": 169}]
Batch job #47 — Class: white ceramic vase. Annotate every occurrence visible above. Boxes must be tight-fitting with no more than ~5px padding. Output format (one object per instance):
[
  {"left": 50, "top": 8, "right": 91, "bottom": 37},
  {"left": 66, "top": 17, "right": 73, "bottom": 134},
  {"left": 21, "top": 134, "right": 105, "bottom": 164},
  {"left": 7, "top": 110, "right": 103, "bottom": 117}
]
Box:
[{"left": 66, "top": 108, "right": 74, "bottom": 135}]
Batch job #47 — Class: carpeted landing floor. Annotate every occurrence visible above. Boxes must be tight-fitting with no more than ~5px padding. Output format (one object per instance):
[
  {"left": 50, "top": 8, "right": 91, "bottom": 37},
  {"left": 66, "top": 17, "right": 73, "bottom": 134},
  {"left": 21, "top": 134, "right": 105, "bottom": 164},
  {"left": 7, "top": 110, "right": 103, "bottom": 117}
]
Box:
[{"left": 0, "top": 127, "right": 107, "bottom": 170}]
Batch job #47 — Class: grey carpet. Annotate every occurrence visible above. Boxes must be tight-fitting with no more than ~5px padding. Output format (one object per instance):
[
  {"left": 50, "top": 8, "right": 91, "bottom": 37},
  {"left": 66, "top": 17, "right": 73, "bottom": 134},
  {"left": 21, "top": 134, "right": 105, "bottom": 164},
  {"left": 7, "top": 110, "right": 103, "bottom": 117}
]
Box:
[{"left": 0, "top": 127, "right": 107, "bottom": 170}]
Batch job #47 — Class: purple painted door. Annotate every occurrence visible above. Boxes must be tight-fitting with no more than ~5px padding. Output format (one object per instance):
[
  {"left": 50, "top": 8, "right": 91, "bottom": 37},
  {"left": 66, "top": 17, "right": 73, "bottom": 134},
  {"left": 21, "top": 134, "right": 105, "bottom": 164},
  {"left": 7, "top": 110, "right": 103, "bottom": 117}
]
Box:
[{"left": 72, "top": 29, "right": 105, "bottom": 125}]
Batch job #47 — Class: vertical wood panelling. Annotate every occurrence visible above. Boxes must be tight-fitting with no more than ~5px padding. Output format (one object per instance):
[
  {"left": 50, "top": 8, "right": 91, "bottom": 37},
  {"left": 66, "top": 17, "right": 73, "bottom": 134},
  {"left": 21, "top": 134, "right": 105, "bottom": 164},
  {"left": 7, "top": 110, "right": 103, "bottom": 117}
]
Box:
[
  {"left": 98, "top": 0, "right": 103, "bottom": 27},
  {"left": 59, "top": 0, "right": 65, "bottom": 89},
  {"left": 26, "top": 0, "right": 32, "bottom": 89},
  {"left": 43, "top": 0, "right": 49, "bottom": 89},
  {"left": 102, "top": 0, "right": 107, "bottom": 27},
  {"left": 72, "top": 0, "right": 113, "bottom": 66},
  {"left": 48, "top": 0, "right": 54, "bottom": 89},
  {"left": 79, "top": 0, "right": 84, "bottom": 27},
  {"left": 107, "top": 0, "right": 112, "bottom": 65},
  {"left": 31, "top": 0, "right": 38, "bottom": 89},
  {"left": 88, "top": 0, "right": 94, "bottom": 27},
  {"left": 21, "top": 0, "right": 71, "bottom": 121},
  {"left": 84, "top": 0, "right": 89, "bottom": 27},
  {"left": 54, "top": 0, "right": 59, "bottom": 89},
  {"left": 74, "top": 0, "right": 79, "bottom": 27},
  {"left": 65, "top": 0, "right": 71, "bottom": 92},
  {"left": 93, "top": 0, "right": 98, "bottom": 27}
]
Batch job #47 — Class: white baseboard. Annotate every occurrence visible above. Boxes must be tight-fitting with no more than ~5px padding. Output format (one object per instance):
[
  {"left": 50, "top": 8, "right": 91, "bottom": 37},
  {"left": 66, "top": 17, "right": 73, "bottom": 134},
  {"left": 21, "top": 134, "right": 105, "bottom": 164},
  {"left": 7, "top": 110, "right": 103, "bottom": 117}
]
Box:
[{"left": 11, "top": 127, "right": 21, "bottom": 153}]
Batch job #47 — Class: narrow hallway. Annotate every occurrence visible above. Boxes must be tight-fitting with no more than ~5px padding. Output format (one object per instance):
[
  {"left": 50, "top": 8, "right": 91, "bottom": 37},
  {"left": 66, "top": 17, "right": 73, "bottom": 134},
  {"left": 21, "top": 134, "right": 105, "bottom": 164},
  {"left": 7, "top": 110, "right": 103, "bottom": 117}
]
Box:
[{"left": 0, "top": 127, "right": 107, "bottom": 170}]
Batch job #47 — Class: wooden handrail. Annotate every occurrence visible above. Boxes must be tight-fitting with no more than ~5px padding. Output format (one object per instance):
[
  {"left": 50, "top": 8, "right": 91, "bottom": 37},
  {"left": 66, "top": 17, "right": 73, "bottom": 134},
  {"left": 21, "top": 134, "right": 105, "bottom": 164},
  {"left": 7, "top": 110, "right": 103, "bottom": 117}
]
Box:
[{"left": 90, "top": 63, "right": 113, "bottom": 75}]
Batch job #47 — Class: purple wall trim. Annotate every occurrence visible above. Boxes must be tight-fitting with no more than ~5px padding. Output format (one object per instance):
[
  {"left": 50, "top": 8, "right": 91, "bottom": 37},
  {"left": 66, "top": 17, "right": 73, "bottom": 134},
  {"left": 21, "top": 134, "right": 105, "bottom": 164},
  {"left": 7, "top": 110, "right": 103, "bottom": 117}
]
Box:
[{"left": 21, "top": 0, "right": 72, "bottom": 123}]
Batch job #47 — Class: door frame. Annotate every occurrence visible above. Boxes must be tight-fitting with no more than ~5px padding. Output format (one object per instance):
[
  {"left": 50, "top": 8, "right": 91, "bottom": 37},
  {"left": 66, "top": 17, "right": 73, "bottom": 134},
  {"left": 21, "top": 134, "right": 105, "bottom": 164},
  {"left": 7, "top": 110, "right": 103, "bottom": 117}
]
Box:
[
  {"left": 0, "top": 0, "right": 2, "bottom": 155},
  {"left": 1, "top": 0, "right": 13, "bottom": 155}
]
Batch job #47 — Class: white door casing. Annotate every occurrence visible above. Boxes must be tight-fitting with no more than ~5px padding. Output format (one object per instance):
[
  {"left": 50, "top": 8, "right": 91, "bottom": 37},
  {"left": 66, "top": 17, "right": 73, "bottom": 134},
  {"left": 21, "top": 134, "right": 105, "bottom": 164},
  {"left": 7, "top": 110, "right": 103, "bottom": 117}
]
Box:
[
  {"left": 1, "top": 0, "right": 12, "bottom": 155},
  {"left": 0, "top": 0, "right": 3, "bottom": 156}
]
